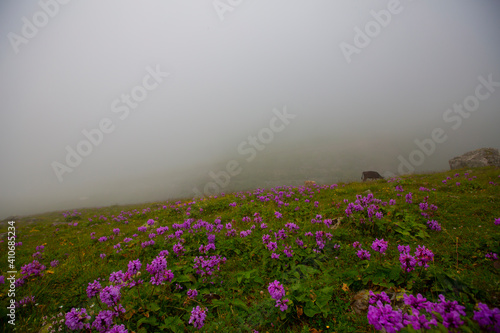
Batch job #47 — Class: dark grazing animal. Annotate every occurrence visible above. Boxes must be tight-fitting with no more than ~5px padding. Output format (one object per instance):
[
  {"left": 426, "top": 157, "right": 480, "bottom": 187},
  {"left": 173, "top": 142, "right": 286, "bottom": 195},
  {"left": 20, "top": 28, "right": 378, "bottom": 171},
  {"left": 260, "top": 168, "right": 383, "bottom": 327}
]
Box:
[{"left": 361, "top": 171, "right": 384, "bottom": 182}]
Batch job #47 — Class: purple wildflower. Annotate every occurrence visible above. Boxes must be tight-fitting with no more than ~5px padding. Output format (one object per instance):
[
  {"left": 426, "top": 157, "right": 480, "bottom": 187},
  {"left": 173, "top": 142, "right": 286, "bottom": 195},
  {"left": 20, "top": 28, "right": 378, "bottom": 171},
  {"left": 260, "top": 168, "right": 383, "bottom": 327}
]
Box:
[
  {"left": 369, "top": 291, "right": 391, "bottom": 304},
  {"left": 267, "top": 242, "right": 277, "bottom": 252},
  {"left": 92, "top": 310, "right": 115, "bottom": 332},
  {"left": 367, "top": 301, "right": 404, "bottom": 333},
  {"left": 127, "top": 259, "right": 141, "bottom": 276},
  {"left": 268, "top": 280, "right": 286, "bottom": 300},
  {"left": 415, "top": 246, "right": 434, "bottom": 268},
  {"left": 427, "top": 220, "right": 442, "bottom": 231},
  {"left": 65, "top": 308, "right": 90, "bottom": 330},
  {"left": 189, "top": 306, "right": 207, "bottom": 329},
  {"left": 357, "top": 249, "right": 371, "bottom": 260},
  {"left": 371, "top": 238, "right": 388, "bottom": 254},
  {"left": 100, "top": 285, "right": 121, "bottom": 307},
  {"left": 87, "top": 280, "right": 102, "bottom": 298},
  {"left": 399, "top": 252, "right": 417, "bottom": 272},
  {"left": 473, "top": 303, "right": 500, "bottom": 329},
  {"left": 108, "top": 324, "right": 128, "bottom": 333},
  {"left": 404, "top": 294, "right": 429, "bottom": 311},
  {"left": 187, "top": 289, "right": 198, "bottom": 298}
]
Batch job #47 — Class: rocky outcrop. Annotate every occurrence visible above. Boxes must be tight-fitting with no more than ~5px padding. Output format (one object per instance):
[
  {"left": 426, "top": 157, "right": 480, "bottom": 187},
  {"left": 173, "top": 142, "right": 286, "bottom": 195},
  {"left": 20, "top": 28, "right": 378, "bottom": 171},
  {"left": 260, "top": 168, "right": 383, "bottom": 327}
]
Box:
[{"left": 449, "top": 148, "right": 500, "bottom": 170}]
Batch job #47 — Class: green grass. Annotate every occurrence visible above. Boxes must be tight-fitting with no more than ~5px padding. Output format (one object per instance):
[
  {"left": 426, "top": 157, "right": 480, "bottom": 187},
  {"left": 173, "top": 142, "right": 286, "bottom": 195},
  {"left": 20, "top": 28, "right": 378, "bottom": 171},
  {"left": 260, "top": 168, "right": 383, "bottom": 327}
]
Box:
[{"left": 1, "top": 167, "right": 499, "bottom": 332}]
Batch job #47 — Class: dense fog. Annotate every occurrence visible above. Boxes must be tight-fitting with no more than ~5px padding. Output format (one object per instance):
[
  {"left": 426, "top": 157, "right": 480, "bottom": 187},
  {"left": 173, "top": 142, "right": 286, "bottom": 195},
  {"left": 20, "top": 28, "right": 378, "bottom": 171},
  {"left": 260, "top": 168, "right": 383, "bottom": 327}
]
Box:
[{"left": 1, "top": 0, "right": 500, "bottom": 219}]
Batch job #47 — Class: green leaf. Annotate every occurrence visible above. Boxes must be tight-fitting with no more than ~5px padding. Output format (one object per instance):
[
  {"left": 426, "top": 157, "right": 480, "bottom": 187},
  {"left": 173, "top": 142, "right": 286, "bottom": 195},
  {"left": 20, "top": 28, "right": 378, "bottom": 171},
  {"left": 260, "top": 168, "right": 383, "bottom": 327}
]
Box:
[
  {"left": 160, "top": 316, "right": 185, "bottom": 332},
  {"left": 232, "top": 298, "right": 249, "bottom": 312},
  {"left": 148, "top": 303, "right": 160, "bottom": 312},
  {"left": 211, "top": 299, "right": 226, "bottom": 308},
  {"left": 389, "top": 266, "right": 400, "bottom": 281},
  {"left": 304, "top": 301, "right": 320, "bottom": 317},
  {"left": 175, "top": 275, "right": 191, "bottom": 283},
  {"left": 316, "top": 286, "right": 333, "bottom": 309},
  {"left": 253, "top": 276, "right": 264, "bottom": 284}
]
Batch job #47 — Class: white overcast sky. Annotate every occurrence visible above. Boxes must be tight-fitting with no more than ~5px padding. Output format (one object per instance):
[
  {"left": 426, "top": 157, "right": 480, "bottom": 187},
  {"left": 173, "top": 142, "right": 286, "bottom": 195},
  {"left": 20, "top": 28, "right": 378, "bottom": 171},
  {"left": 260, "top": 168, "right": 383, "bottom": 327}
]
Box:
[{"left": 1, "top": 0, "right": 499, "bottom": 218}]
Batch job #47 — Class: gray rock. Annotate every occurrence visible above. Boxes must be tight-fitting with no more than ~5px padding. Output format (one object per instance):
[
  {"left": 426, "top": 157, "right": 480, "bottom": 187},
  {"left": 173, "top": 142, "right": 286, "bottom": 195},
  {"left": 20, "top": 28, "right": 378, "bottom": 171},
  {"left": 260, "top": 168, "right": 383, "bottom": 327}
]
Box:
[{"left": 449, "top": 147, "right": 500, "bottom": 170}]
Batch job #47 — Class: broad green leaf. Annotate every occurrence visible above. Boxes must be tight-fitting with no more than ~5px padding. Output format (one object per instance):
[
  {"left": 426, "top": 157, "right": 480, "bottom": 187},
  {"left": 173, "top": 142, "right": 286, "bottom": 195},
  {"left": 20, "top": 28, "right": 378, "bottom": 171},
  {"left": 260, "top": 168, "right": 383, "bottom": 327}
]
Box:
[
  {"left": 148, "top": 302, "right": 160, "bottom": 312},
  {"left": 304, "top": 301, "right": 320, "bottom": 317},
  {"left": 232, "top": 298, "right": 249, "bottom": 312}
]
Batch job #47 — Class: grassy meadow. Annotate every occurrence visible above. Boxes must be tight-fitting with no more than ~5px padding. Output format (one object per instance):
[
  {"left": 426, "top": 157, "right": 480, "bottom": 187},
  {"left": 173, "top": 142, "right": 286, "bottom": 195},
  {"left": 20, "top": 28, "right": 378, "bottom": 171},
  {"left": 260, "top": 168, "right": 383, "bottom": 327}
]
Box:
[{"left": 1, "top": 167, "right": 499, "bottom": 332}]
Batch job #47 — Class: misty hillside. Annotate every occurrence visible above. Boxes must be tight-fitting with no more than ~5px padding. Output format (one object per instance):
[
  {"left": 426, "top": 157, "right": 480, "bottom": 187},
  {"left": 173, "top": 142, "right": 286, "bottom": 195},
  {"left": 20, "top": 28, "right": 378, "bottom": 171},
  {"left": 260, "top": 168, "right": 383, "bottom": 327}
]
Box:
[{"left": 1, "top": 166, "right": 499, "bottom": 332}]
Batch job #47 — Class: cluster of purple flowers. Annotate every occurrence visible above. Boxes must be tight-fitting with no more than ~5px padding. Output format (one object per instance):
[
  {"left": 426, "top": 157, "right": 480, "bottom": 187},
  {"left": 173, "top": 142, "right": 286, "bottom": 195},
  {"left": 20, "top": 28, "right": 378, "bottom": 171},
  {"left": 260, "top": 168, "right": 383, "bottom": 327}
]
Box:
[
  {"left": 15, "top": 295, "right": 35, "bottom": 308},
  {"left": 65, "top": 308, "right": 91, "bottom": 330},
  {"left": 173, "top": 242, "right": 185, "bottom": 256},
  {"left": 268, "top": 280, "right": 289, "bottom": 311},
  {"left": 100, "top": 285, "right": 122, "bottom": 307},
  {"left": 345, "top": 193, "right": 385, "bottom": 223},
  {"left": 426, "top": 219, "right": 442, "bottom": 231},
  {"left": 266, "top": 241, "right": 277, "bottom": 252},
  {"left": 284, "top": 222, "right": 300, "bottom": 233},
  {"left": 485, "top": 252, "right": 498, "bottom": 260},
  {"left": 473, "top": 303, "right": 500, "bottom": 330},
  {"left": 156, "top": 226, "right": 169, "bottom": 235},
  {"left": 398, "top": 244, "right": 434, "bottom": 272},
  {"left": 93, "top": 310, "right": 114, "bottom": 330},
  {"left": 187, "top": 289, "right": 198, "bottom": 298},
  {"left": 295, "top": 238, "right": 305, "bottom": 248},
  {"left": 199, "top": 243, "right": 216, "bottom": 254},
  {"left": 398, "top": 245, "right": 417, "bottom": 272},
  {"left": 20, "top": 260, "right": 46, "bottom": 278},
  {"left": 87, "top": 279, "right": 102, "bottom": 298},
  {"left": 371, "top": 238, "right": 388, "bottom": 254},
  {"left": 189, "top": 306, "right": 207, "bottom": 329},
  {"left": 240, "top": 230, "right": 252, "bottom": 238},
  {"left": 193, "top": 255, "right": 226, "bottom": 278},
  {"left": 62, "top": 209, "right": 81, "bottom": 218},
  {"left": 366, "top": 292, "right": 492, "bottom": 332},
  {"left": 357, "top": 249, "right": 371, "bottom": 261},
  {"left": 141, "top": 240, "right": 155, "bottom": 248},
  {"left": 146, "top": 255, "right": 173, "bottom": 285}
]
